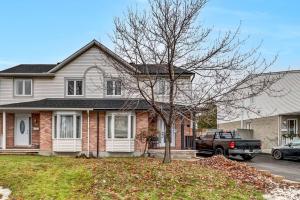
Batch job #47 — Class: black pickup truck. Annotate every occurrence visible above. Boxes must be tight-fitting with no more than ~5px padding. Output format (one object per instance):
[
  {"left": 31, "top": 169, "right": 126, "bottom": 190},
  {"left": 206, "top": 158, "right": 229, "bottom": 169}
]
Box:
[{"left": 195, "top": 131, "right": 261, "bottom": 160}]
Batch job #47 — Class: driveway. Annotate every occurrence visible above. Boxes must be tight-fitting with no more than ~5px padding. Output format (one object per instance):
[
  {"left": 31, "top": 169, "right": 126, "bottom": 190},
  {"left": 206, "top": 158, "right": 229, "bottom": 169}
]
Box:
[{"left": 244, "top": 154, "right": 300, "bottom": 182}]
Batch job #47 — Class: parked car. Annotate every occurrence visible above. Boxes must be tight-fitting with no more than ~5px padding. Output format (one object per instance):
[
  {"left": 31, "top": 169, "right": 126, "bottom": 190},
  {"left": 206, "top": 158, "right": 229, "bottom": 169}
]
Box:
[
  {"left": 272, "top": 140, "right": 300, "bottom": 160},
  {"left": 195, "top": 130, "right": 262, "bottom": 160}
]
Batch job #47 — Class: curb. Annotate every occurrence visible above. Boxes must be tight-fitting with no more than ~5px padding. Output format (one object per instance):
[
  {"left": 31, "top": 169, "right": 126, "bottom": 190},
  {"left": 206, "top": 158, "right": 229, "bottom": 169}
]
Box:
[{"left": 257, "top": 169, "right": 300, "bottom": 184}]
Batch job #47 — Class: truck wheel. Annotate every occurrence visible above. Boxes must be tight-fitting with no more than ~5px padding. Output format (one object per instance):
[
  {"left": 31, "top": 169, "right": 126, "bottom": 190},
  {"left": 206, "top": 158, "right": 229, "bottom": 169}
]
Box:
[
  {"left": 241, "top": 154, "right": 254, "bottom": 161},
  {"left": 272, "top": 150, "right": 283, "bottom": 160},
  {"left": 215, "top": 147, "right": 225, "bottom": 156}
]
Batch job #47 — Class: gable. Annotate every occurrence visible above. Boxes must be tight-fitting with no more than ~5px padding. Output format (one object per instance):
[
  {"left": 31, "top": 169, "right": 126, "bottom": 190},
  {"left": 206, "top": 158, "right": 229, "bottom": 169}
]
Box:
[{"left": 49, "top": 40, "right": 135, "bottom": 74}]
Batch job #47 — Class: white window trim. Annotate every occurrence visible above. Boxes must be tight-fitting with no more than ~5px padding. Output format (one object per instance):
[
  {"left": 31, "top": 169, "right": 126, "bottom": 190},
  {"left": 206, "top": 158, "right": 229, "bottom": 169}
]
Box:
[
  {"left": 65, "top": 79, "right": 84, "bottom": 97},
  {"left": 105, "top": 112, "right": 135, "bottom": 140},
  {"left": 157, "top": 79, "right": 166, "bottom": 96},
  {"left": 14, "top": 79, "right": 33, "bottom": 96},
  {"left": 157, "top": 117, "right": 176, "bottom": 147},
  {"left": 52, "top": 111, "right": 82, "bottom": 139},
  {"left": 287, "top": 118, "right": 298, "bottom": 135},
  {"left": 105, "top": 79, "right": 122, "bottom": 97}
]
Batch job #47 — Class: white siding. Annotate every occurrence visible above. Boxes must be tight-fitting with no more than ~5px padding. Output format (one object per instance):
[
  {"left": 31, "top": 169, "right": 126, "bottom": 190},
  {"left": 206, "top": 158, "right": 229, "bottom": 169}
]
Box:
[
  {"left": 0, "top": 46, "right": 192, "bottom": 105},
  {"left": 53, "top": 139, "right": 82, "bottom": 152},
  {"left": 219, "top": 71, "right": 300, "bottom": 123},
  {"left": 106, "top": 139, "right": 135, "bottom": 152},
  {"left": 0, "top": 47, "right": 136, "bottom": 105}
]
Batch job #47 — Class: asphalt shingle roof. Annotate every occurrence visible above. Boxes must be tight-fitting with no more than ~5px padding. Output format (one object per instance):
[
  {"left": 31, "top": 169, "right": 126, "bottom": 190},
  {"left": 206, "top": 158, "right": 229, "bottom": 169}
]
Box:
[
  {"left": 0, "top": 98, "right": 150, "bottom": 110},
  {"left": 133, "top": 64, "right": 194, "bottom": 75},
  {"left": 0, "top": 64, "right": 57, "bottom": 73},
  {"left": 0, "top": 63, "right": 193, "bottom": 76}
]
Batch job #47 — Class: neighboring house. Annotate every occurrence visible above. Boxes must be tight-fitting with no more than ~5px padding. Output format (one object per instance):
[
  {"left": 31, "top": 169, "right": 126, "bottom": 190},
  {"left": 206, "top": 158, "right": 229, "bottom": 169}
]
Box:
[
  {"left": 0, "top": 40, "right": 195, "bottom": 156},
  {"left": 218, "top": 70, "right": 300, "bottom": 152}
]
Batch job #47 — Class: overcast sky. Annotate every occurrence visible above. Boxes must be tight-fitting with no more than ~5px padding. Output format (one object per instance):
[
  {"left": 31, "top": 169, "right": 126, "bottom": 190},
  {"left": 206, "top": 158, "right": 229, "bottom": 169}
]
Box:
[{"left": 0, "top": 0, "right": 299, "bottom": 71}]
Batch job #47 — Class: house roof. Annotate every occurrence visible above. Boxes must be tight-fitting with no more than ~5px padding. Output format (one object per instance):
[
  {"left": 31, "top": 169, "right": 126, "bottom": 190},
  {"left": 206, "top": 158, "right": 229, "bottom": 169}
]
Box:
[
  {"left": 0, "top": 64, "right": 56, "bottom": 73},
  {"left": 0, "top": 98, "right": 151, "bottom": 110},
  {"left": 0, "top": 40, "right": 194, "bottom": 77},
  {"left": 48, "top": 40, "right": 136, "bottom": 73},
  {"left": 133, "top": 64, "right": 194, "bottom": 75}
]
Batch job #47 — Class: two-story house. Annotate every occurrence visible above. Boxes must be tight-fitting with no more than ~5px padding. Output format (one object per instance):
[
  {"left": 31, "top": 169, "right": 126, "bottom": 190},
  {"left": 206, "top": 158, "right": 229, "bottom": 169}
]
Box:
[
  {"left": 0, "top": 40, "right": 195, "bottom": 156},
  {"left": 218, "top": 70, "right": 300, "bottom": 152}
]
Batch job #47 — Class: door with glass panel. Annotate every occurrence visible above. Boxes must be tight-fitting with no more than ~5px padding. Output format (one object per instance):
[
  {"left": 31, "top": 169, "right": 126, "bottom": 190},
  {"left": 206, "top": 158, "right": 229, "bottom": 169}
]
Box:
[
  {"left": 15, "top": 114, "right": 31, "bottom": 146},
  {"left": 287, "top": 119, "right": 298, "bottom": 138},
  {"left": 157, "top": 118, "right": 175, "bottom": 147}
]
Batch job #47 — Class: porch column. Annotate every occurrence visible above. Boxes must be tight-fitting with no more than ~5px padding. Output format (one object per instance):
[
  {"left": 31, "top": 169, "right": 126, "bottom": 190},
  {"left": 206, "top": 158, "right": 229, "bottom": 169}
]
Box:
[{"left": 2, "top": 111, "right": 6, "bottom": 150}]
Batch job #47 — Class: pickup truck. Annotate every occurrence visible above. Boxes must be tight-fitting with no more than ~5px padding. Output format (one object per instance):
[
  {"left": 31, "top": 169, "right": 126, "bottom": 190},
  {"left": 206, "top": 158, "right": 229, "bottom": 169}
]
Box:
[{"left": 195, "top": 131, "right": 261, "bottom": 160}]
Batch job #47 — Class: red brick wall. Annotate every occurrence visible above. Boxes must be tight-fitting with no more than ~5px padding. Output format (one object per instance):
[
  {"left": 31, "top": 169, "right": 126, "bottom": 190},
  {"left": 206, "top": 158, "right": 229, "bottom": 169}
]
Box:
[
  {"left": 99, "top": 112, "right": 106, "bottom": 151},
  {"left": 82, "top": 111, "right": 106, "bottom": 152},
  {"left": 6, "top": 113, "right": 14, "bottom": 148},
  {"left": 31, "top": 113, "right": 40, "bottom": 148},
  {"left": 0, "top": 113, "right": 2, "bottom": 138},
  {"left": 39, "top": 111, "right": 52, "bottom": 152},
  {"left": 135, "top": 111, "right": 149, "bottom": 152}
]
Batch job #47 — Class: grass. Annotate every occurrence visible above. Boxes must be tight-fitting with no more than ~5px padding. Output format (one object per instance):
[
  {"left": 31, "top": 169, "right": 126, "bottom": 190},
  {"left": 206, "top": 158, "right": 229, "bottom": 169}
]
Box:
[{"left": 0, "top": 155, "right": 264, "bottom": 200}]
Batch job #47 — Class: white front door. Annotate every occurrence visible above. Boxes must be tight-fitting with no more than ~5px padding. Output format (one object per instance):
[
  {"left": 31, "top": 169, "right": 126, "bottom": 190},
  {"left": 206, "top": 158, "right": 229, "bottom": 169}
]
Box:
[
  {"left": 15, "top": 114, "right": 30, "bottom": 146},
  {"left": 158, "top": 118, "right": 176, "bottom": 147}
]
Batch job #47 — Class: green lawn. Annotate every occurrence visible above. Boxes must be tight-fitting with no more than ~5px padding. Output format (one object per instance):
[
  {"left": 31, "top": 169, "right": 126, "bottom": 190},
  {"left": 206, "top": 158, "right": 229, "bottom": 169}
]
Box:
[{"left": 0, "top": 155, "right": 263, "bottom": 200}]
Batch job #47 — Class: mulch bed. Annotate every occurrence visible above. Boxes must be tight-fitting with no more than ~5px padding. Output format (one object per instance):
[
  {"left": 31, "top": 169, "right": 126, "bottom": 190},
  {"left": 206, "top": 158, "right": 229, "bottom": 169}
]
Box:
[{"left": 197, "top": 156, "right": 300, "bottom": 192}]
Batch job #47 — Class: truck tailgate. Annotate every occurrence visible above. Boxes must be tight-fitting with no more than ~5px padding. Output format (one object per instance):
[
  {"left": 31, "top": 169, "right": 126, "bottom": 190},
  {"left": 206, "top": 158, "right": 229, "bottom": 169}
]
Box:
[{"left": 235, "top": 140, "right": 261, "bottom": 150}]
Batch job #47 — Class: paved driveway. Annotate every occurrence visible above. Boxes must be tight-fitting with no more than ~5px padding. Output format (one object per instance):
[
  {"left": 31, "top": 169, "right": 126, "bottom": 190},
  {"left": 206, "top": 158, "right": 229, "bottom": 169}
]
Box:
[{"left": 244, "top": 154, "right": 300, "bottom": 182}]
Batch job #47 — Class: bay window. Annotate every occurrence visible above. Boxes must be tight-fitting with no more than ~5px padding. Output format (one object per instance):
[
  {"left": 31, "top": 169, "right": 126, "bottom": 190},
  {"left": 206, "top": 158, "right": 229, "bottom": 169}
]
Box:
[
  {"left": 106, "top": 112, "right": 135, "bottom": 139},
  {"left": 53, "top": 112, "right": 82, "bottom": 139}
]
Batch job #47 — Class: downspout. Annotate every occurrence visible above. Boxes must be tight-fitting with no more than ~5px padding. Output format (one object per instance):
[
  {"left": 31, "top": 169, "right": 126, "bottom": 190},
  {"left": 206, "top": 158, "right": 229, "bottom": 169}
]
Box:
[
  {"left": 87, "top": 110, "right": 90, "bottom": 157},
  {"left": 96, "top": 112, "right": 99, "bottom": 158}
]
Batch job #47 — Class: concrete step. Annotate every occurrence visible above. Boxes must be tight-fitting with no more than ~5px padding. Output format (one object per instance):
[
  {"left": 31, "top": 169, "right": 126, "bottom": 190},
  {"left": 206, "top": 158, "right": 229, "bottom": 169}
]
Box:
[{"left": 0, "top": 149, "right": 39, "bottom": 155}]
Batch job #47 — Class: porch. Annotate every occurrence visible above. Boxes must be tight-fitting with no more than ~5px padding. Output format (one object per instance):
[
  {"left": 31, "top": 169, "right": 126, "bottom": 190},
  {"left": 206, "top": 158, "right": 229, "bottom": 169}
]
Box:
[
  {"left": 279, "top": 114, "right": 300, "bottom": 145},
  {"left": 0, "top": 98, "right": 198, "bottom": 156}
]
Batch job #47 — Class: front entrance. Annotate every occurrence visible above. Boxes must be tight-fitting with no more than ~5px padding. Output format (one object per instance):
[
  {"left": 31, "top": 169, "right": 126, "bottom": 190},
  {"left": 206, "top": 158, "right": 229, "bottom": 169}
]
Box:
[
  {"left": 15, "top": 114, "right": 31, "bottom": 146},
  {"left": 157, "top": 118, "right": 176, "bottom": 147}
]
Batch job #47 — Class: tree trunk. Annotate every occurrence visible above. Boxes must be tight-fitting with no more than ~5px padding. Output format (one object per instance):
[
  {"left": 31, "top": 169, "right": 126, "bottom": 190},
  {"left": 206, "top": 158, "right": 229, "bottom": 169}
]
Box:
[{"left": 163, "top": 125, "right": 172, "bottom": 163}]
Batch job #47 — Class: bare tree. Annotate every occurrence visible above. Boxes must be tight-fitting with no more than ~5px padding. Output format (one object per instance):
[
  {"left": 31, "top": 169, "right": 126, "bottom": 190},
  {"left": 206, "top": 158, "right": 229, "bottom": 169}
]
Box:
[{"left": 111, "top": 0, "right": 279, "bottom": 163}]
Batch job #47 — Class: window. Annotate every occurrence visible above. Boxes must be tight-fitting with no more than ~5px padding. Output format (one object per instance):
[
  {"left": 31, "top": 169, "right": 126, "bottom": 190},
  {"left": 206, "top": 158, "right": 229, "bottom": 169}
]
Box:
[
  {"left": 158, "top": 79, "right": 166, "bottom": 95},
  {"left": 246, "top": 122, "right": 252, "bottom": 130},
  {"left": 53, "top": 112, "right": 81, "bottom": 139},
  {"left": 106, "top": 80, "right": 122, "bottom": 96},
  {"left": 106, "top": 113, "right": 135, "bottom": 139},
  {"left": 66, "top": 79, "right": 83, "bottom": 96},
  {"left": 14, "top": 79, "right": 32, "bottom": 96},
  {"left": 287, "top": 119, "right": 298, "bottom": 137},
  {"left": 250, "top": 96, "right": 254, "bottom": 104}
]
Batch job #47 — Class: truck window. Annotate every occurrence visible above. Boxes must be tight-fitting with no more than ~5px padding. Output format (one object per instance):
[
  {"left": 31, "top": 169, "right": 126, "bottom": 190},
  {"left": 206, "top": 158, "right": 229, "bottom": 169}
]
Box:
[
  {"left": 219, "top": 132, "right": 233, "bottom": 139},
  {"left": 204, "top": 132, "right": 215, "bottom": 139}
]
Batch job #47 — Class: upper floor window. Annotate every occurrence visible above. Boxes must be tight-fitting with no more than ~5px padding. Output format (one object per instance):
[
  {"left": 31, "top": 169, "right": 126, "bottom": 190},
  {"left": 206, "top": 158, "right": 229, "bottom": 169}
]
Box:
[
  {"left": 158, "top": 79, "right": 166, "bottom": 95},
  {"left": 14, "top": 79, "right": 32, "bottom": 96},
  {"left": 66, "top": 79, "right": 83, "bottom": 96},
  {"left": 106, "top": 80, "right": 121, "bottom": 96}
]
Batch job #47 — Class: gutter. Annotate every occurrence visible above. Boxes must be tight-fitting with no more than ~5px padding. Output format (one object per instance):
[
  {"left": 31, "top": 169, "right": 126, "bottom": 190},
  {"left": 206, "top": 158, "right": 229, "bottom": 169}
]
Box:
[
  {"left": 0, "top": 107, "right": 93, "bottom": 111},
  {"left": 0, "top": 73, "right": 55, "bottom": 77}
]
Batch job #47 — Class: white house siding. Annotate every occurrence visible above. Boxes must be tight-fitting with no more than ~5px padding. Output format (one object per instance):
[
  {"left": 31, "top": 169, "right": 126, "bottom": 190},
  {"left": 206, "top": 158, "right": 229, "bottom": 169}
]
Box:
[
  {"left": 0, "top": 47, "right": 139, "bottom": 105},
  {"left": 0, "top": 46, "right": 193, "bottom": 105},
  {"left": 219, "top": 71, "right": 300, "bottom": 124}
]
